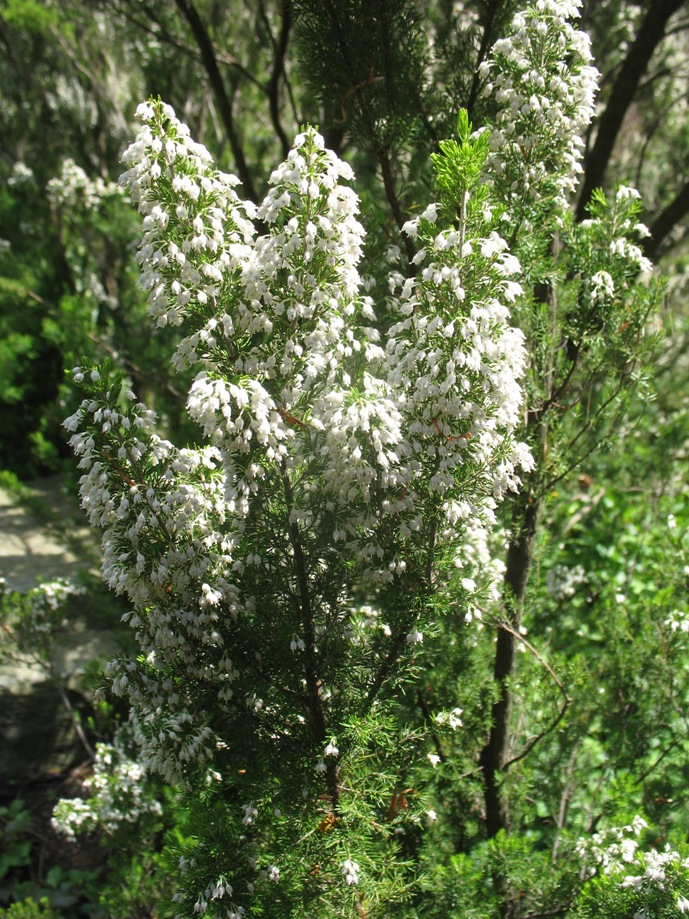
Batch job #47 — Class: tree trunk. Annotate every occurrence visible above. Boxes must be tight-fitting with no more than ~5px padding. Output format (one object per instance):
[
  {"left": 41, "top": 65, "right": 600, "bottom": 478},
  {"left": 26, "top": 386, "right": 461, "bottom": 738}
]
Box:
[
  {"left": 480, "top": 494, "right": 541, "bottom": 835},
  {"left": 479, "top": 493, "right": 541, "bottom": 917}
]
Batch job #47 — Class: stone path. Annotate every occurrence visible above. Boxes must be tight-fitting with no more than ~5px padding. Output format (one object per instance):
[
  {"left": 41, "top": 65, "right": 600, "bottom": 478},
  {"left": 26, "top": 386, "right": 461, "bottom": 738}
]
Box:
[
  {"left": 0, "top": 479, "right": 121, "bottom": 781},
  {"left": 0, "top": 477, "right": 98, "bottom": 593},
  {"left": 0, "top": 477, "right": 116, "bottom": 695}
]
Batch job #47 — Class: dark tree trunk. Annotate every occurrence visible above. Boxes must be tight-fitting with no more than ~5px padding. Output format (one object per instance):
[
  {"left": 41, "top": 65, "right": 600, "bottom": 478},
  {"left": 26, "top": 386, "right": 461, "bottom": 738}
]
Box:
[
  {"left": 480, "top": 494, "right": 541, "bottom": 839},
  {"left": 576, "top": 0, "right": 684, "bottom": 219}
]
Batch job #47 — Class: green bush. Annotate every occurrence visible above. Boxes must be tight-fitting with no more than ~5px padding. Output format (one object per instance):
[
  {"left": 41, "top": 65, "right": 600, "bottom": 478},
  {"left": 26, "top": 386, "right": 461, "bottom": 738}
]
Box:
[{"left": 0, "top": 900, "right": 62, "bottom": 919}]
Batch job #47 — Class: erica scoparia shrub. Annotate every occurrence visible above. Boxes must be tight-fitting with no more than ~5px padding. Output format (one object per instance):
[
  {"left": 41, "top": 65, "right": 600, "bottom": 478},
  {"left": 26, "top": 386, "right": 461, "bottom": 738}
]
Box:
[
  {"left": 62, "top": 96, "right": 532, "bottom": 916},
  {"left": 58, "top": 0, "right": 670, "bottom": 913}
]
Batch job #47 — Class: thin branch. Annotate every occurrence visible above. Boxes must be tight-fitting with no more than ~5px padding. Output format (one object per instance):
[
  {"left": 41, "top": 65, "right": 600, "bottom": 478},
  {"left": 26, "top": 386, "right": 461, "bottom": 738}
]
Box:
[
  {"left": 417, "top": 691, "right": 447, "bottom": 764},
  {"left": 479, "top": 490, "right": 541, "bottom": 839},
  {"left": 212, "top": 53, "right": 270, "bottom": 92},
  {"left": 380, "top": 149, "right": 416, "bottom": 265},
  {"left": 320, "top": 0, "right": 415, "bottom": 267},
  {"left": 366, "top": 628, "right": 408, "bottom": 705},
  {"left": 280, "top": 466, "right": 340, "bottom": 807},
  {"left": 492, "top": 618, "right": 568, "bottom": 702},
  {"left": 467, "top": 0, "right": 502, "bottom": 119},
  {"left": 174, "top": 0, "right": 258, "bottom": 201},
  {"left": 111, "top": 0, "right": 265, "bottom": 90},
  {"left": 109, "top": 0, "right": 204, "bottom": 62},
  {"left": 635, "top": 737, "right": 685, "bottom": 786},
  {"left": 644, "top": 179, "right": 689, "bottom": 260},
  {"left": 376, "top": 0, "right": 396, "bottom": 115},
  {"left": 552, "top": 741, "right": 582, "bottom": 860},
  {"left": 47, "top": 26, "right": 129, "bottom": 133},
  {"left": 57, "top": 683, "right": 96, "bottom": 761},
  {"left": 258, "top": 0, "right": 292, "bottom": 159},
  {"left": 374, "top": 0, "right": 417, "bottom": 265},
  {"left": 521, "top": 908, "right": 568, "bottom": 919},
  {"left": 424, "top": 518, "right": 438, "bottom": 585},
  {"left": 483, "top": 618, "right": 570, "bottom": 775}
]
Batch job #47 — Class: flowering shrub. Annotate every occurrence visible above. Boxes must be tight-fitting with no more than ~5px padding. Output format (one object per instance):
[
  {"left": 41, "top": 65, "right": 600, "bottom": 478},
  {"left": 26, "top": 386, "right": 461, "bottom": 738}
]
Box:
[
  {"left": 574, "top": 818, "right": 689, "bottom": 918},
  {"left": 63, "top": 95, "right": 533, "bottom": 916},
  {"left": 52, "top": 734, "right": 163, "bottom": 837},
  {"left": 479, "top": 0, "right": 599, "bottom": 221},
  {"left": 59, "top": 1, "right": 666, "bottom": 915},
  {"left": 0, "top": 577, "right": 84, "bottom": 674}
]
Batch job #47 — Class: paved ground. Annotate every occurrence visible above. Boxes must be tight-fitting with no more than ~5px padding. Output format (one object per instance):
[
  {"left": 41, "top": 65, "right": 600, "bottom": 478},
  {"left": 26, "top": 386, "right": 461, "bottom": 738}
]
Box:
[
  {"left": 0, "top": 477, "right": 98, "bottom": 593},
  {"left": 0, "top": 478, "right": 116, "bottom": 780},
  {"left": 0, "top": 477, "right": 117, "bottom": 695}
]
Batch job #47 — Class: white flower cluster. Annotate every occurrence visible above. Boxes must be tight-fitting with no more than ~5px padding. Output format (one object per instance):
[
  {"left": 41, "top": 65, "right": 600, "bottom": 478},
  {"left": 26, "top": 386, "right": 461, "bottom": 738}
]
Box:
[
  {"left": 14, "top": 578, "right": 84, "bottom": 647},
  {"left": 665, "top": 609, "right": 689, "bottom": 633},
  {"left": 174, "top": 859, "right": 247, "bottom": 918},
  {"left": 576, "top": 815, "right": 647, "bottom": 876},
  {"left": 435, "top": 707, "right": 464, "bottom": 730},
  {"left": 576, "top": 183, "right": 654, "bottom": 316},
  {"left": 119, "top": 101, "right": 254, "bottom": 334},
  {"left": 606, "top": 186, "right": 653, "bottom": 276},
  {"left": 52, "top": 738, "right": 163, "bottom": 838},
  {"left": 546, "top": 563, "right": 587, "bottom": 600},
  {"left": 313, "top": 209, "right": 533, "bottom": 589},
  {"left": 47, "top": 157, "right": 122, "bottom": 210},
  {"left": 64, "top": 381, "right": 243, "bottom": 781},
  {"left": 29, "top": 577, "right": 83, "bottom": 613},
  {"left": 191, "top": 885, "right": 245, "bottom": 918},
  {"left": 65, "top": 99, "right": 532, "bottom": 788},
  {"left": 620, "top": 846, "right": 689, "bottom": 894},
  {"left": 451, "top": 1, "right": 480, "bottom": 33},
  {"left": 479, "top": 0, "right": 599, "bottom": 216},
  {"left": 342, "top": 858, "right": 360, "bottom": 885},
  {"left": 392, "top": 211, "right": 531, "bottom": 500},
  {"left": 7, "top": 161, "right": 34, "bottom": 187}
]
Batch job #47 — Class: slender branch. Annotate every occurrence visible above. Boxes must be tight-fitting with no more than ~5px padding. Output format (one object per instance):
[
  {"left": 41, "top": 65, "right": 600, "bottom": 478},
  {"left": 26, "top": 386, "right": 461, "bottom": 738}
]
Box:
[
  {"left": 110, "top": 1, "right": 208, "bottom": 63},
  {"left": 258, "top": 0, "right": 292, "bottom": 158},
  {"left": 643, "top": 178, "right": 689, "bottom": 260},
  {"left": 380, "top": 150, "right": 416, "bottom": 265},
  {"left": 110, "top": 0, "right": 265, "bottom": 90},
  {"left": 424, "top": 518, "right": 438, "bottom": 585},
  {"left": 376, "top": 0, "right": 419, "bottom": 265},
  {"left": 495, "top": 622, "right": 570, "bottom": 773},
  {"left": 281, "top": 469, "right": 324, "bottom": 739},
  {"left": 57, "top": 683, "right": 96, "bottom": 761},
  {"left": 417, "top": 691, "right": 447, "bottom": 764},
  {"left": 634, "top": 737, "right": 684, "bottom": 786},
  {"left": 555, "top": 371, "right": 634, "bottom": 471},
  {"left": 0, "top": 641, "right": 94, "bottom": 762},
  {"left": 280, "top": 466, "right": 342, "bottom": 808},
  {"left": 521, "top": 908, "right": 568, "bottom": 919},
  {"left": 368, "top": 510, "right": 438, "bottom": 705},
  {"left": 211, "top": 53, "right": 267, "bottom": 91},
  {"left": 47, "top": 26, "right": 129, "bottom": 133},
  {"left": 479, "top": 492, "right": 541, "bottom": 838},
  {"left": 467, "top": 0, "right": 502, "bottom": 119},
  {"left": 366, "top": 627, "right": 408, "bottom": 705},
  {"left": 319, "top": 0, "right": 415, "bottom": 267},
  {"left": 491, "top": 619, "right": 567, "bottom": 701},
  {"left": 174, "top": 0, "right": 258, "bottom": 201},
  {"left": 552, "top": 741, "right": 581, "bottom": 860},
  {"left": 376, "top": 0, "right": 396, "bottom": 114}
]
